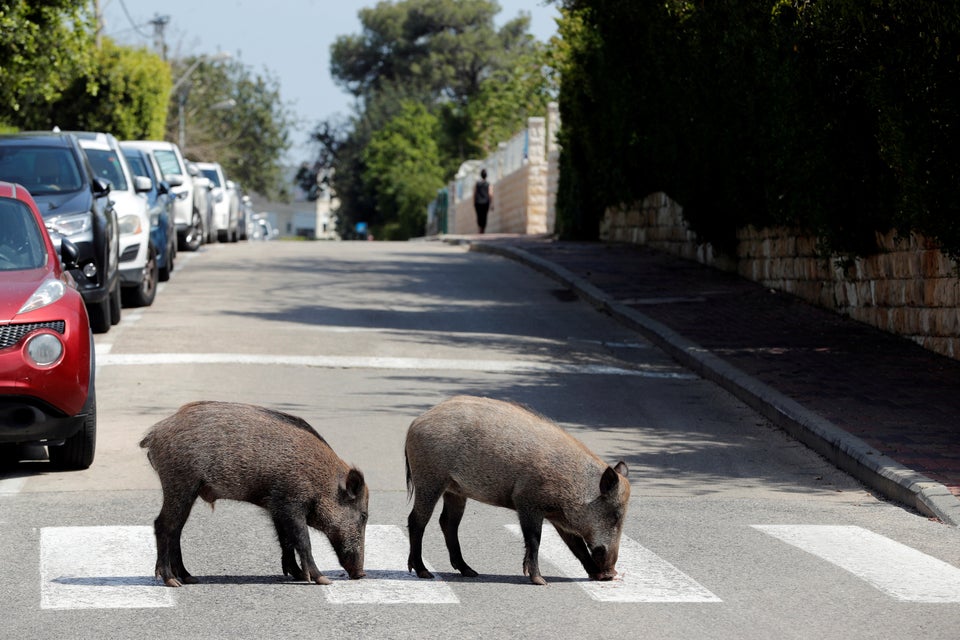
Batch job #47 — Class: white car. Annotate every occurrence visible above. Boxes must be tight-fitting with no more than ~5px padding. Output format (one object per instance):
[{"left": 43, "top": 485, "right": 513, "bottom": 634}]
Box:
[
  {"left": 195, "top": 161, "right": 239, "bottom": 242},
  {"left": 121, "top": 140, "right": 204, "bottom": 252},
  {"left": 75, "top": 132, "right": 158, "bottom": 308}
]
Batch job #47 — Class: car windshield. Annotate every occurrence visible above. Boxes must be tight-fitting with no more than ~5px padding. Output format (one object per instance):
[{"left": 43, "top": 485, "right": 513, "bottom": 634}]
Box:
[
  {"left": 84, "top": 148, "right": 129, "bottom": 191},
  {"left": 153, "top": 149, "right": 182, "bottom": 177},
  {"left": 0, "top": 146, "right": 84, "bottom": 195},
  {"left": 200, "top": 168, "right": 223, "bottom": 187},
  {"left": 0, "top": 197, "right": 47, "bottom": 270},
  {"left": 124, "top": 152, "right": 149, "bottom": 179}
]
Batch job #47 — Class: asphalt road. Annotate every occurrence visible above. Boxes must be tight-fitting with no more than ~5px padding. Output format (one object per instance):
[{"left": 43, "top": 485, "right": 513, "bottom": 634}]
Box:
[{"left": 2, "top": 240, "right": 960, "bottom": 639}]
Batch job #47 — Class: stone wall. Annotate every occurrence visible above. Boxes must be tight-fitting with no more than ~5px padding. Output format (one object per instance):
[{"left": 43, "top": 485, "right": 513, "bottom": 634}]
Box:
[
  {"left": 446, "top": 104, "right": 557, "bottom": 235},
  {"left": 602, "top": 192, "right": 960, "bottom": 360}
]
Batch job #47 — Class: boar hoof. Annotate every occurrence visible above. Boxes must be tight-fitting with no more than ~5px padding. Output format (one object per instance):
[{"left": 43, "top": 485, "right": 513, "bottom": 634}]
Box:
[
  {"left": 311, "top": 573, "right": 332, "bottom": 585},
  {"left": 530, "top": 575, "right": 547, "bottom": 586},
  {"left": 413, "top": 568, "right": 435, "bottom": 580}
]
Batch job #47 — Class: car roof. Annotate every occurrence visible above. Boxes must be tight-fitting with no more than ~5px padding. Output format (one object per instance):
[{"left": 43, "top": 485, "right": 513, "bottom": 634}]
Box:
[{"left": 0, "top": 131, "right": 79, "bottom": 148}]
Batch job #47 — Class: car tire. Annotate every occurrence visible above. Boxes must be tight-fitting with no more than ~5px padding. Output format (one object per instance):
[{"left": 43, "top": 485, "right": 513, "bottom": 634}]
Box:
[
  {"left": 49, "top": 389, "right": 96, "bottom": 471},
  {"left": 159, "top": 239, "right": 175, "bottom": 282},
  {"left": 123, "top": 244, "right": 158, "bottom": 307},
  {"left": 88, "top": 296, "right": 111, "bottom": 334},
  {"left": 109, "top": 280, "right": 122, "bottom": 325},
  {"left": 181, "top": 211, "right": 204, "bottom": 252}
]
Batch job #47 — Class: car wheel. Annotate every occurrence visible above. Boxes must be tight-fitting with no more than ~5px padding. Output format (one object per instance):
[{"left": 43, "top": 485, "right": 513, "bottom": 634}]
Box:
[
  {"left": 109, "top": 279, "right": 122, "bottom": 325},
  {"left": 123, "top": 244, "right": 159, "bottom": 307},
  {"left": 181, "top": 211, "right": 204, "bottom": 252},
  {"left": 159, "top": 238, "right": 174, "bottom": 281},
  {"left": 217, "top": 229, "right": 228, "bottom": 243},
  {"left": 88, "top": 296, "right": 111, "bottom": 334},
  {"left": 49, "top": 389, "right": 96, "bottom": 470}
]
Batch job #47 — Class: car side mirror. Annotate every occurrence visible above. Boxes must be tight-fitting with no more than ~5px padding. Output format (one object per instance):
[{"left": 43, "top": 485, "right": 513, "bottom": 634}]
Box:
[
  {"left": 92, "top": 177, "right": 111, "bottom": 198},
  {"left": 133, "top": 175, "right": 152, "bottom": 193},
  {"left": 60, "top": 236, "right": 80, "bottom": 269},
  {"left": 165, "top": 174, "right": 185, "bottom": 188}
]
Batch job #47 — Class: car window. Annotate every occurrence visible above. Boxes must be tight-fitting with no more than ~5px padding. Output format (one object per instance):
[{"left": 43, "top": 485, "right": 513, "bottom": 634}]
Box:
[
  {"left": 123, "top": 152, "right": 150, "bottom": 179},
  {"left": 0, "top": 146, "right": 84, "bottom": 195},
  {"left": 153, "top": 149, "right": 182, "bottom": 177},
  {"left": 200, "top": 168, "right": 222, "bottom": 187},
  {"left": 0, "top": 197, "right": 47, "bottom": 270},
  {"left": 84, "top": 148, "right": 129, "bottom": 191}
]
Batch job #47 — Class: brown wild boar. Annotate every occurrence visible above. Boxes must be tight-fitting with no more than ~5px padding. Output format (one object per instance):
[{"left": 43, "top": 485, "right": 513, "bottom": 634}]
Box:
[
  {"left": 405, "top": 395, "right": 630, "bottom": 585},
  {"left": 139, "top": 401, "right": 368, "bottom": 587}
]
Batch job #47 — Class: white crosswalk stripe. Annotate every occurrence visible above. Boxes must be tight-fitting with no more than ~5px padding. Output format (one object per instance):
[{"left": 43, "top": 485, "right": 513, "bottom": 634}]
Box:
[
  {"left": 310, "top": 525, "right": 459, "bottom": 604},
  {"left": 34, "top": 523, "right": 960, "bottom": 608},
  {"left": 753, "top": 525, "right": 960, "bottom": 603},
  {"left": 40, "top": 526, "right": 174, "bottom": 610},
  {"left": 505, "top": 524, "right": 721, "bottom": 602}
]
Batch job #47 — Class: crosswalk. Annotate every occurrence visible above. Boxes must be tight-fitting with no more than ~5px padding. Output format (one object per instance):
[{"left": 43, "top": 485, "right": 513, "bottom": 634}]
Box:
[{"left": 36, "top": 523, "right": 960, "bottom": 609}]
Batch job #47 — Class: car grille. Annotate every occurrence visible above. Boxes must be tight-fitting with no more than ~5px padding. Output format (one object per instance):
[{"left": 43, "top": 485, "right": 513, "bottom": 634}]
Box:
[{"left": 0, "top": 321, "right": 66, "bottom": 349}]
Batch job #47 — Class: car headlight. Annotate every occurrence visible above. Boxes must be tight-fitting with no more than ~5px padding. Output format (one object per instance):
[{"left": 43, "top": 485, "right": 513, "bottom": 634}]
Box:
[
  {"left": 25, "top": 332, "right": 64, "bottom": 367},
  {"left": 18, "top": 278, "right": 66, "bottom": 314},
  {"left": 47, "top": 213, "right": 92, "bottom": 237},
  {"left": 118, "top": 214, "right": 143, "bottom": 235}
]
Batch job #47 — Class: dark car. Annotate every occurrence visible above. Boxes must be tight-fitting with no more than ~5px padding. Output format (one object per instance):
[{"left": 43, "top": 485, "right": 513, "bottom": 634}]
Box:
[
  {"left": 0, "top": 181, "right": 96, "bottom": 469},
  {"left": 0, "top": 132, "right": 121, "bottom": 333},
  {"left": 121, "top": 143, "right": 183, "bottom": 282}
]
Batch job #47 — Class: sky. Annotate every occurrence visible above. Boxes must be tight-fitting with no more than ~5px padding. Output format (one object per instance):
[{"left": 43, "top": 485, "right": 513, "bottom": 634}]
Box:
[{"left": 99, "top": 0, "right": 561, "bottom": 164}]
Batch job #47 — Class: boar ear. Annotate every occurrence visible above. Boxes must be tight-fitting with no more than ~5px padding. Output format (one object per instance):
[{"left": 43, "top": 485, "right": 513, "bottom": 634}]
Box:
[
  {"left": 340, "top": 468, "right": 366, "bottom": 501},
  {"left": 600, "top": 466, "right": 621, "bottom": 496},
  {"left": 613, "top": 460, "right": 629, "bottom": 478}
]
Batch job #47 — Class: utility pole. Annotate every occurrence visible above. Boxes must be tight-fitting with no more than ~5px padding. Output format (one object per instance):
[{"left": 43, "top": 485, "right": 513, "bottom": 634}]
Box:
[
  {"left": 93, "top": 0, "right": 103, "bottom": 48},
  {"left": 149, "top": 14, "right": 170, "bottom": 61}
]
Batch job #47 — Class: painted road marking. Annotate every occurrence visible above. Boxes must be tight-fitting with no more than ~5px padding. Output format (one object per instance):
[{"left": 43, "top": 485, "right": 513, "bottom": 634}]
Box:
[
  {"left": 40, "top": 526, "right": 174, "bottom": 610},
  {"left": 311, "top": 525, "right": 458, "bottom": 604},
  {"left": 96, "top": 352, "right": 696, "bottom": 379},
  {"left": 505, "top": 525, "right": 721, "bottom": 603},
  {"left": 753, "top": 525, "right": 960, "bottom": 603}
]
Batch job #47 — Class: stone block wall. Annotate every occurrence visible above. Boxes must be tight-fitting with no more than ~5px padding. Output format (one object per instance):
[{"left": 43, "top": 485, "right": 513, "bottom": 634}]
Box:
[
  {"left": 602, "top": 192, "right": 960, "bottom": 360},
  {"left": 445, "top": 107, "right": 555, "bottom": 236}
]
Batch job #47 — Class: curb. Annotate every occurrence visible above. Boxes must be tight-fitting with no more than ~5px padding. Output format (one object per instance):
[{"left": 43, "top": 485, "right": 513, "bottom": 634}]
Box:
[{"left": 465, "top": 239, "right": 960, "bottom": 526}]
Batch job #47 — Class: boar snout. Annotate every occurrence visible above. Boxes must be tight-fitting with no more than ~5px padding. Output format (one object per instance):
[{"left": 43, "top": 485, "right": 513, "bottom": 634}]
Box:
[{"left": 589, "top": 545, "right": 619, "bottom": 581}]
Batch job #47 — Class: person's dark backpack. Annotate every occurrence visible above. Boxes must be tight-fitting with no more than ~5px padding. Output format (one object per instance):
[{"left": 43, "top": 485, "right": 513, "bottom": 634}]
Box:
[{"left": 474, "top": 180, "right": 490, "bottom": 206}]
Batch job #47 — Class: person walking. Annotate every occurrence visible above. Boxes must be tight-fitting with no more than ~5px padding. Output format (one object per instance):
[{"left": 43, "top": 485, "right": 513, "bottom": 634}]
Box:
[{"left": 473, "top": 169, "right": 493, "bottom": 234}]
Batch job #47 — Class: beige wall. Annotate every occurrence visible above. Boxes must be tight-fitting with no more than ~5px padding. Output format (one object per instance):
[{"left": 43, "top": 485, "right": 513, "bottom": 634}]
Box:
[{"left": 602, "top": 193, "right": 960, "bottom": 360}]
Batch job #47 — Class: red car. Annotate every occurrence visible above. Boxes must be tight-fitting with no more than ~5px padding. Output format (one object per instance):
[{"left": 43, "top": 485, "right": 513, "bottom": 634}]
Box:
[{"left": 0, "top": 181, "right": 96, "bottom": 469}]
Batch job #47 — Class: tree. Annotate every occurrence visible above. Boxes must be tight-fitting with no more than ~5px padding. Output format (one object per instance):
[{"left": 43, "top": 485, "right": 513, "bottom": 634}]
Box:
[
  {"left": 0, "top": 0, "right": 96, "bottom": 129},
  {"left": 51, "top": 39, "right": 170, "bottom": 139},
  {"left": 362, "top": 101, "right": 445, "bottom": 239},
  {"left": 322, "top": 0, "right": 551, "bottom": 238},
  {"left": 166, "top": 57, "right": 294, "bottom": 199}
]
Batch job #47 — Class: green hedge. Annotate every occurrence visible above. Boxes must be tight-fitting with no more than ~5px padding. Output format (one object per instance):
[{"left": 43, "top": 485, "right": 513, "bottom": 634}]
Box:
[{"left": 555, "top": 1, "right": 960, "bottom": 260}]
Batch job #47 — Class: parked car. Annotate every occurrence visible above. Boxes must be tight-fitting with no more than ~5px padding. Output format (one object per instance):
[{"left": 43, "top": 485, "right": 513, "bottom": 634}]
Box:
[
  {"left": 195, "top": 161, "right": 240, "bottom": 243},
  {"left": 0, "top": 132, "right": 120, "bottom": 333},
  {"left": 0, "top": 181, "right": 96, "bottom": 469},
  {"left": 121, "top": 140, "right": 204, "bottom": 252},
  {"left": 188, "top": 164, "right": 216, "bottom": 245},
  {"left": 74, "top": 132, "right": 157, "bottom": 308},
  {"left": 121, "top": 143, "right": 181, "bottom": 282}
]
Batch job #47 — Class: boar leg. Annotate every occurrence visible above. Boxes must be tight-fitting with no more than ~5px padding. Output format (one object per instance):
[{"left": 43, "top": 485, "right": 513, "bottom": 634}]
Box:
[
  {"left": 154, "top": 493, "right": 199, "bottom": 587},
  {"left": 518, "top": 510, "right": 547, "bottom": 586},
  {"left": 438, "top": 493, "right": 479, "bottom": 577},
  {"left": 550, "top": 524, "right": 604, "bottom": 579},
  {"left": 272, "top": 506, "right": 331, "bottom": 585},
  {"left": 407, "top": 486, "right": 442, "bottom": 579}
]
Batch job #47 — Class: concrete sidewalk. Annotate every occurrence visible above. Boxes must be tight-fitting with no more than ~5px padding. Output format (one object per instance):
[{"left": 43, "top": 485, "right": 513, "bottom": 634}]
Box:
[{"left": 453, "top": 235, "right": 960, "bottom": 525}]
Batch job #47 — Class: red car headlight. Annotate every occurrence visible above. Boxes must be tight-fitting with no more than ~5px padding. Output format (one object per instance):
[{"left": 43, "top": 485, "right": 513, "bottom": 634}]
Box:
[{"left": 25, "top": 331, "right": 64, "bottom": 367}]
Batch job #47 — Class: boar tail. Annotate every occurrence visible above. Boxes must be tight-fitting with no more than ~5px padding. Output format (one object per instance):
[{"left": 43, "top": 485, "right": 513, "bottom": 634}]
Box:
[{"left": 405, "top": 452, "right": 414, "bottom": 502}]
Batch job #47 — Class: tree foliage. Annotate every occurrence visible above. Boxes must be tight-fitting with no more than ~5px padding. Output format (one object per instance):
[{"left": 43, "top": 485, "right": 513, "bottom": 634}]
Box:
[
  {"left": 52, "top": 40, "right": 170, "bottom": 139},
  {"left": 555, "top": 0, "right": 960, "bottom": 259},
  {"left": 0, "top": 0, "right": 96, "bottom": 129},
  {"left": 168, "top": 57, "right": 294, "bottom": 199},
  {"left": 320, "top": 0, "right": 553, "bottom": 239}
]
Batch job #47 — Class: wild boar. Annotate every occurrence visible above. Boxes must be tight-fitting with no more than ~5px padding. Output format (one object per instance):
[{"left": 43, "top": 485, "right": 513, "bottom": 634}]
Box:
[
  {"left": 139, "top": 401, "right": 368, "bottom": 587},
  {"left": 405, "top": 395, "right": 630, "bottom": 585}
]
